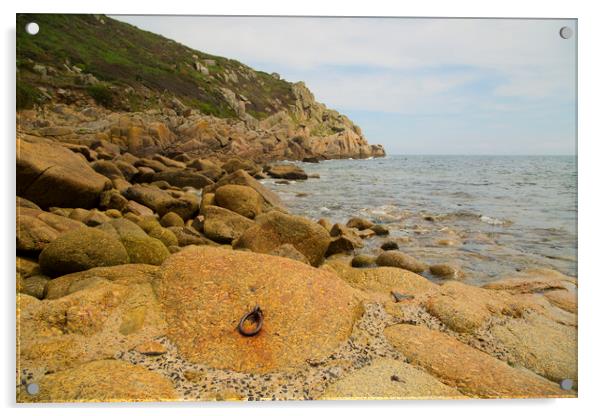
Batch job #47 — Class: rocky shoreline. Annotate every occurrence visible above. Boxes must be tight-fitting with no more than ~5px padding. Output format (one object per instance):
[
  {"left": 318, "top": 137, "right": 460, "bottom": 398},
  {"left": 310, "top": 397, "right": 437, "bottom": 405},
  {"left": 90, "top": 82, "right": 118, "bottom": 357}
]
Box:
[{"left": 16, "top": 129, "right": 577, "bottom": 402}]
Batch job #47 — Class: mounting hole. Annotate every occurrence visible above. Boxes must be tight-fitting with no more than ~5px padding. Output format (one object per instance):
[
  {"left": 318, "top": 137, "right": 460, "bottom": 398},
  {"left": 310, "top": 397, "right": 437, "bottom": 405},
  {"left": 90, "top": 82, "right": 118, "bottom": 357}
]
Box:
[
  {"left": 26, "top": 383, "right": 39, "bottom": 395},
  {"left": 559, "top": 26, "right": 573, "bottom": 39},
  {"left": 25, "top": 22, "right": 39, "bottom": 35},
  {"left": 560, "top": 379, "right": 573, "bottom": 390}
]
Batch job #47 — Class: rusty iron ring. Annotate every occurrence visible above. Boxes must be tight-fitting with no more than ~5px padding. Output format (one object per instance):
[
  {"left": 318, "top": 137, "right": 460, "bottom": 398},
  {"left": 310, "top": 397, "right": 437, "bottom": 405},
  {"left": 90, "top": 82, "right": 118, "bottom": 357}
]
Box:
[{"left": 237, "top": 305, "right": 263, "bottom": 337}]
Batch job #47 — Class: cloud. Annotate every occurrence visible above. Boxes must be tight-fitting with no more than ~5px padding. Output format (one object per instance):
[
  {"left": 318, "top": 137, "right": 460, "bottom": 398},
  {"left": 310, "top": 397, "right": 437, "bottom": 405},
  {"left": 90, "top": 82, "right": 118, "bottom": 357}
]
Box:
[{"left": 111, "top": 15, "right": 576, "bottom": 154}]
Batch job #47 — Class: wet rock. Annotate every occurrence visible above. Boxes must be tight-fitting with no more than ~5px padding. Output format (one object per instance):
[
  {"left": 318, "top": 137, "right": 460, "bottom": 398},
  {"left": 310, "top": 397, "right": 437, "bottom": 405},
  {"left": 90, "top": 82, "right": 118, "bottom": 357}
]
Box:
[
  {"left": 370, "top": 224, "right": 390, "bottom": 236},
  {"left": 376, "top": 251, "right": 427, "bottom": 273},
  {"left": 351, "top": 254, "right": 377, "bottom": 268},
  {"left": 17, "top": 135, "right": 111, "bottom": 209},
  {"left": 156, "top": 246, "right": 361, "bottom": 373},
  {"left": 214, "top": 184, "right": 263, "bottom": 219},
  {"left": 268, "top": 243, "right": 310, "bottom": 264},
  {"left": 203, "top": 206, "right": 255, "bottom": 244},
  {"left": 160, "top": 212, "right": 184, "bottom": 227},
  {"left": 266, "top": 164, "right": 308, "bottom": 180},
  {"left": 317, "top": 218, "right": 334, "bottom": 233},
  {"left": 321, "top": 358, "right": 465, "bottom": 399},
  {"left": 234, "top": 210, "right": 331, "bottom": 266},
  {"left": 429, "top": 263, "right": 465, "bottom": 280},
  {"left": 39, "top": 228, "right": 129, "bottom": 276},
  {"left": 17, "top": 360, "right": 177, "bottom": 403},
  {"left": 346, "top": 217, "right": 375, "bottom": 230},
  {"left": 384, "top": 324, "right": 568, "bottom": 398},
  {"left": 380, "top": 240, "right": 399, "bottom": 251}
]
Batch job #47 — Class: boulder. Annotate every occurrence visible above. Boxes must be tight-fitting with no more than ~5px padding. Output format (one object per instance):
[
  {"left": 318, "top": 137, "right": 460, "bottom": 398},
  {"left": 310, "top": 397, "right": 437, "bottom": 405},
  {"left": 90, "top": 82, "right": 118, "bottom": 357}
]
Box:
[
  {"left": 266, "top": 164, "right": 308, "bottom": 180},
  {"left": 153, "top": 154, "right": 186, "bottom": 169},
  {"left": 114, "top": 160, "right": 139, "bottom": 181},
  {"left": 17, "top": 279, "right": 166, "bottom": 379},
  {"left": 268, "top": 243, "right": 310, "bottom": 264},
  {"left": 222, "top": 158, "right": 260, "bottom": 175},
  {"left": 490, "top": 313, "right": 577, "bottom": 383},
  {"left": 351, "top": 254, "right": 377, "bottom": 268},
  {"left": 168, "top": 226, "right": 217, "bottom": 247},
  {"left": 370, "top": 224, "right": 390, "bottom": 236},
  {"left": 160, "top": 212, "right": 185, "bottom": 227},
  {"left": 321, "top": 358, "right": 465, "bottom": 400},
  {"left": 91, "top": 160, "right": 125, "bottom": 180},
  {"left": 214, "top": 184, "right": 262, "bottom": 219},
  {"left": 380, "top": 240, "right": 399, "bottom": 251},
  {"left": 346, "top": 217, "right": 375, "bottom": 230},
  {"left": 376, "top": 251, "right": 427, "bottom": 273},
  {"left": 204, "top": 169, "right": 284, "bottom": 211},
  {"left": 234, "top": 211, "right": 331, "bottom": 266},
  {"left": 17, "top": 135, "right": 111, "bottom": 209},
  {"left": 424, "top": 281, "right": 522, "bottom": 333},
  {"left": 17, "top": 196, "right": 40, "bottom": 210},
  {"left": 17, "top": 360, "right": 178, "bottom": 403},
  {"left": 134, "top": 158, "right": 170, "bottom": 172},
  {"left": 384, "top": 324, "right": 568, "bottom": 398},
  {"left": 482, "top": 268, "right": 576, "bottom": 294},
  {"left": 39, "top": 228, "right": 130, "bottom": 276},
  {"left": 155, "top": 246, "right": 362, "bottom": 373},
  {"left": 124, "top": 184, "right": 199, "bottom": 220},
  {"left": 323, "top": 263, "right": 437, "bottom": 301},
  {"left": 429, "top": 263, "right": 465, "bottom": 280},
  {"left": 19, "top": 275, "right": 50, "bottom": 299},
  {"left": 17, "top": 210, "right": 84, "bottom": 252},
  {"left": 203, "top": 206, "right": 255, "bottom": 244},
  {"left": 151, "top": 170, "right": 214, "bottom": 189},
  {"left": 16, "top": 257, "right": 41, "bottom": 278},
  {"left": 99, "top": 189, "right": 129, "bottom": 212},
  {"left": 45, "top": 263, "right": 159, "bottom": 299},
  {"left": 101, "top": 219, "right": 170, "bottom": 265}
]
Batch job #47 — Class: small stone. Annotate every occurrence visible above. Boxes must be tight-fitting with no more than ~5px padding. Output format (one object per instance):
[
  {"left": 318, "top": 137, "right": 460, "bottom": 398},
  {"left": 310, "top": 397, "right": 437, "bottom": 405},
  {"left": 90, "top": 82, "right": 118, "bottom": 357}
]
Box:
[
  {"left": 380, "top": 240, "right": 399, "bottom": 251},
  {"left": 370, "top": 224, "right": 390, "bottom": 236}
]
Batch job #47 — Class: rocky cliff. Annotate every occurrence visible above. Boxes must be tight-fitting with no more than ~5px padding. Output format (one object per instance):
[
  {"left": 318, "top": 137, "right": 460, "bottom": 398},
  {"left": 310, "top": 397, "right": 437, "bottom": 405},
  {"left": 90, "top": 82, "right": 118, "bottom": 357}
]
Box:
[{"left": 16, "top": 14, "right": 385, "bottom": 162}]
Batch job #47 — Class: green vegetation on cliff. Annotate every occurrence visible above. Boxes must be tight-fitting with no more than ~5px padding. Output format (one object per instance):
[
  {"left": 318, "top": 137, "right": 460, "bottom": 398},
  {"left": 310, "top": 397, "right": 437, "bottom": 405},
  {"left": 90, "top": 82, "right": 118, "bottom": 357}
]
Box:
[{"left": 16, "top": 14, "right": 296, "bottom": 116}]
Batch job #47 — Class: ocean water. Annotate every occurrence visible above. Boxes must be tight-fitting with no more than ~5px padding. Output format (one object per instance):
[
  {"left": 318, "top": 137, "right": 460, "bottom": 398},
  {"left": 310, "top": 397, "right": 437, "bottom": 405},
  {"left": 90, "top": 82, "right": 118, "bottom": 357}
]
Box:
[{"left": 261, "top": 155, "right": 577, "bottom": 285}]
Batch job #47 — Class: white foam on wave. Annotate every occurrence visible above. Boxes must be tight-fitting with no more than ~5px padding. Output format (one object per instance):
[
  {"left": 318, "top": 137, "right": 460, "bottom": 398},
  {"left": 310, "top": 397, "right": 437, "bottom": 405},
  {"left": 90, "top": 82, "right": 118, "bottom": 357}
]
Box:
[{"left": 479, "top": 215, "right": 506, "bottom": 226}]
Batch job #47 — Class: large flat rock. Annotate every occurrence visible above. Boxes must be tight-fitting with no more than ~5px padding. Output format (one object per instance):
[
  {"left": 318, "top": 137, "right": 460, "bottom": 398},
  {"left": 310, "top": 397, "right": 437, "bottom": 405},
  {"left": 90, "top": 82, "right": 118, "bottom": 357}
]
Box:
[
  {"left": 156, "top": 246, "right": 362, "bottom": 373},
  {"left": 384, "top": 324, "right": 570, "bottom": 398}
]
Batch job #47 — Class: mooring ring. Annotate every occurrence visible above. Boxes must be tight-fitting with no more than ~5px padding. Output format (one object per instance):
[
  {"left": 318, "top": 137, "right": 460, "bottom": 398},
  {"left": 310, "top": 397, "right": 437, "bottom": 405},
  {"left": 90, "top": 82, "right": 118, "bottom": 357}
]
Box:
[{"left": 237, "top": 305, "right": 264, "bottom": 337}]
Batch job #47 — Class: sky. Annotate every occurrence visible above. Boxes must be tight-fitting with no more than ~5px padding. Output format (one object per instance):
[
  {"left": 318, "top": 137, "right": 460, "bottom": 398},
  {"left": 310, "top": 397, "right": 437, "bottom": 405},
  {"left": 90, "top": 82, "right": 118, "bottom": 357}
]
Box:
[{"left": 113, "top": 16, "right": 576, "bottom": 155}]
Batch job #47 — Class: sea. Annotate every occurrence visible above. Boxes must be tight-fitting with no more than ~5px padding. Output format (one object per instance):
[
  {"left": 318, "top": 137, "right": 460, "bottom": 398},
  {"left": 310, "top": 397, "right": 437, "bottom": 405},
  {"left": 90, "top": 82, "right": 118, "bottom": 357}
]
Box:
[{"left": 260, "top": 155, "right": 577, "bottom": 285}]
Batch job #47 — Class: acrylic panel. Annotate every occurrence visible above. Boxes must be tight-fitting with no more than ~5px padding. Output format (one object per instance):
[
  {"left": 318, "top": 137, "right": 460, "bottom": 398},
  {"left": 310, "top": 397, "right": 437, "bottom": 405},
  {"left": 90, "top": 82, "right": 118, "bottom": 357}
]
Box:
[{"left": 16, "top": 14, "right": 577, "bottom": 402}]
